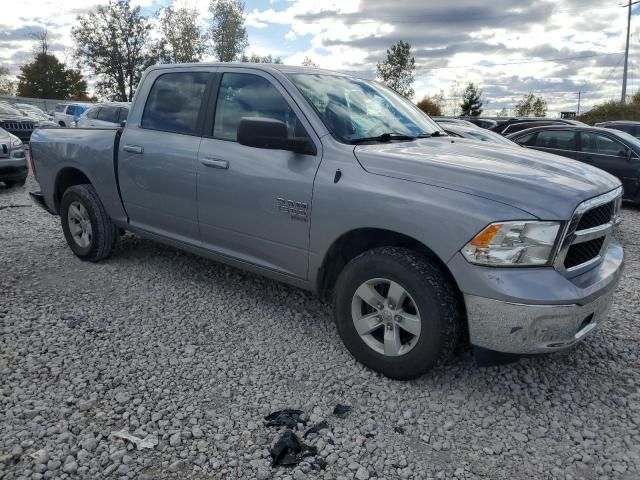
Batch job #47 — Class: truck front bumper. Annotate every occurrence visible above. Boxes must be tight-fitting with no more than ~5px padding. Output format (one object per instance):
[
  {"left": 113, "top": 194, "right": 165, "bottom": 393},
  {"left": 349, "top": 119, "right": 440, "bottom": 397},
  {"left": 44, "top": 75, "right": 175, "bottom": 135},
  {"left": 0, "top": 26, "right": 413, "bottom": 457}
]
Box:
[{"left": 449, "top": 239, "right": 624, "bottom": 354}]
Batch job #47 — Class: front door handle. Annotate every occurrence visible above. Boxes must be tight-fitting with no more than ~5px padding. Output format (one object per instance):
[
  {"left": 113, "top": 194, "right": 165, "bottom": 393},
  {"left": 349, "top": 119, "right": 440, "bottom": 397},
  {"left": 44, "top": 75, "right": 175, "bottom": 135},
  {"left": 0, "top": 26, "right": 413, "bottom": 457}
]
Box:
[
  {"left": 123, "top": 144, "right": 144, "bottom": 154},
  {"left": 201, "top": 157, "right": 229, "bottom": 169}
]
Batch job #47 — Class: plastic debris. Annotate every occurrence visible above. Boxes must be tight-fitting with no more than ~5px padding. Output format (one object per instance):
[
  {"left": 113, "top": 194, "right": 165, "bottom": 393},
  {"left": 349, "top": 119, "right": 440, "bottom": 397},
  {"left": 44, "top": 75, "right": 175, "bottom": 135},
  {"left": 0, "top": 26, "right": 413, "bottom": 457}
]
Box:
[
  {"left": 264, "top": 409, "right": 305, "bottom": 429},
  {"left": 303, "top": 420, "right": 329, "bottom": 438},
  {"left": 394, "top": 426, "right": 405, "bottom": 434},
  {"left": 270, "top": 430, "right": 317, "bottom": 467},
  {"left": 110, "top": 430, "right": 158, "bottom": 450},
  {"left": 333, "top": 404, "right": 351, "bottom": 418}
]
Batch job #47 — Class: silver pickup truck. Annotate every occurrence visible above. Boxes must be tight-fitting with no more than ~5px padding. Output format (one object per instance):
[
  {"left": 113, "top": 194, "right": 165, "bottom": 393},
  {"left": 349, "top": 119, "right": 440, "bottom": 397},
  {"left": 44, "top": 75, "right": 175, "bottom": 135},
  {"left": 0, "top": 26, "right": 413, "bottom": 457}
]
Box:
[{"left": 29, "top": 64, "right": 624, "bottom": 379}]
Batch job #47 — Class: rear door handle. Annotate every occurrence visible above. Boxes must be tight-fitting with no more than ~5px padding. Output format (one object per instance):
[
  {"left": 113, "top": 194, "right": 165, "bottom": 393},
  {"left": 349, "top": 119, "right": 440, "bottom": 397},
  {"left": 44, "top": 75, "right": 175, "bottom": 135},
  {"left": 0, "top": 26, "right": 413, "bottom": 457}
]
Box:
[
  {"left": 123, "top": 144, "right": 144, "bottom": 154},
  {"left": 201, "top": 157, "right": 229, "bottom": 169}
]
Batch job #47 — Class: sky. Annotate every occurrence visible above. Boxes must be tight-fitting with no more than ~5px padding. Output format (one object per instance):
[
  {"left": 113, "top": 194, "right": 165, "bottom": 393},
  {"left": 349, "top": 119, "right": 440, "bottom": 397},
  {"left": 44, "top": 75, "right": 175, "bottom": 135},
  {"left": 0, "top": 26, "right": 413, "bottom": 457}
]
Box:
[{"left": 0, "top": 0, "right": 638, "bottom": 116}]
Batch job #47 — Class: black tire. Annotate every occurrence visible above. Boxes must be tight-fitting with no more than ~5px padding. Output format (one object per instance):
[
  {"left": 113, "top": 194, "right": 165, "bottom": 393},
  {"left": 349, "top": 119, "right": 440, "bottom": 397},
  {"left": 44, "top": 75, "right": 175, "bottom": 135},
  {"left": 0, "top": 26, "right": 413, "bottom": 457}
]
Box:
[
  {"left": 60, "top": 184, "right": 118, "bottom": 262},
  {"left": 333, "top": 247, "right": 462, "bottom": 380}
]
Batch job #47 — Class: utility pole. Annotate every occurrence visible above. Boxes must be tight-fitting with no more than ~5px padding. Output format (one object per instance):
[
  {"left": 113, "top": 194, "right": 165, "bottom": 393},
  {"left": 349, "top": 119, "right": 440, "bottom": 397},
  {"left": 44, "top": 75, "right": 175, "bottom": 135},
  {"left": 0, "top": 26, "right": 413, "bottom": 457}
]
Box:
[
  {"left": 622, "top": 0, "right": 640, "bottom": 103},
  {"left": 577, "top": 91, "right": 581, "bottom": 115}
]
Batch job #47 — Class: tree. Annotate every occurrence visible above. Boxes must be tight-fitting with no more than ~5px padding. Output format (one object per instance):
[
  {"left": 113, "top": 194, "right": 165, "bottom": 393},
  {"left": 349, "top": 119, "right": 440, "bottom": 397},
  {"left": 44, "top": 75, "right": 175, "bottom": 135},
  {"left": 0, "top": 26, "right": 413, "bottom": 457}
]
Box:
[
  {"left": 156, "top": 6, "right": 206, "bottom": 63},
  {"left": 72, "top": 0, "right": 155, "bottom": 101},
  {"left": 17, "top": 54, "right": 89, "bottom": 100},
  {"left": 376, "top": 41, "right": 416, "bottom": 99},
  {"left": 416, "top": 96, "right": 442, "bottom": 116},
  {"left": 239, "top": 53, "right": 282, "bottom": 64},
  {"left": 302, "top": 57, "right": 318, "bottom": 67},
  {"left": 0, "top": 67, "right": 15, "bottom": 95},
  {"left": 208, "top": 0, "right": 248, "bottom": 62},
  {"left": 514, "top": 93, "right": 548, "bottom": 117},
  {"left": 459, "top": 83, "right": 484, "bottom": 116},
  {"left": 497, "top": 107, "right": 510, "bottom": 118},
  {"left": 577, "top": 98, "right": 640, "bottom": 125}
]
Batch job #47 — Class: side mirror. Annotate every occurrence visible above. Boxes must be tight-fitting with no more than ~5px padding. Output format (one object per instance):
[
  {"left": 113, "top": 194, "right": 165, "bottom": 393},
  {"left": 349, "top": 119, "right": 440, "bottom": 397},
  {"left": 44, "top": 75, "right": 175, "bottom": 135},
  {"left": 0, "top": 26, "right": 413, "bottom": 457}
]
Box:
[
  {"left": 237, "top": 117, "right": 315, "bottom": 155},
  {"left": 120, "top": 120, "right": 127, "bottom": 128}
]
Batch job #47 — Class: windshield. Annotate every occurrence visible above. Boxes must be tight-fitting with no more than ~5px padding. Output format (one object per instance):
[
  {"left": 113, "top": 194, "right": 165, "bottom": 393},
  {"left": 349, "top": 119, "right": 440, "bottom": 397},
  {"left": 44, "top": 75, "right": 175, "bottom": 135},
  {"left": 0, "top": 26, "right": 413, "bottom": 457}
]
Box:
[
  {"left": 288, "top": 73, "right": 441, "bottom": 144},
  {"left": 0, "top": 104, "right": 22, "bottom": 116},
  {"left": 465, "top": 128, "right": 518, "bottom": 146}
]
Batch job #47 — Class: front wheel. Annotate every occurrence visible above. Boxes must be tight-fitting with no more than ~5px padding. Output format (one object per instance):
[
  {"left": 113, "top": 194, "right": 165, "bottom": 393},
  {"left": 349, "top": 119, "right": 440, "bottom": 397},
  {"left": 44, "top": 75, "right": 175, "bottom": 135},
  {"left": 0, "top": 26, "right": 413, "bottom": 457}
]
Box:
[
  {"left": 333, "top": 247, "right": 462, "bottom": 379},
  {"left": 60, "top": 184, "right": 118, "bottom": 261}
]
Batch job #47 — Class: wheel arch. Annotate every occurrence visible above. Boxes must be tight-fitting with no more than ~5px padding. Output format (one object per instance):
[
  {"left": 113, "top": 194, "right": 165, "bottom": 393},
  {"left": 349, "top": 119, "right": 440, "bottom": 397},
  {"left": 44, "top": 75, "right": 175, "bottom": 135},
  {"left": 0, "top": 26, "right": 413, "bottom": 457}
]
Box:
[
  {"left": 54, "top": 167, "right": 92, "bottom": 213},
  {"left": 316, "top": 228, "right": 463, "bottom": 302}
]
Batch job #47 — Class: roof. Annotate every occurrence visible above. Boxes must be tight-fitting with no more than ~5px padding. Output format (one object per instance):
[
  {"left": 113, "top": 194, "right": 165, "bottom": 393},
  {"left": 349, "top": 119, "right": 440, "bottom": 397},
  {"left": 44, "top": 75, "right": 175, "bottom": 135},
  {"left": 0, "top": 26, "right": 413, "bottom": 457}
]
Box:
[
  {"left": 146, "top": 62, "right": 357, "bottom": 78},
  {"left": 596, "top": 120, "right": 640, "bottom": 125},
  {"left": 507, "top": 124, "right": 619, "bottom": 137}
]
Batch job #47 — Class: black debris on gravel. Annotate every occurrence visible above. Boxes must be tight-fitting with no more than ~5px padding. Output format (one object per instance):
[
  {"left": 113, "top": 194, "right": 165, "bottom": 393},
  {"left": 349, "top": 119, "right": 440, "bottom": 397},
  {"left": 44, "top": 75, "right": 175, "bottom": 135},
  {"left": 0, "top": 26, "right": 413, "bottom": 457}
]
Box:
[
  {"left": 270, "top": 430, "right": 317, "bottom": 467},
  {"left": 303, "top": 420, "right": 329, "bottom": 438},
  {"left": 333, "top": 404, "right": 351, "bottom": 418},
  {"left": 264, "top": 409, "right": 305, "bottom": 429}
]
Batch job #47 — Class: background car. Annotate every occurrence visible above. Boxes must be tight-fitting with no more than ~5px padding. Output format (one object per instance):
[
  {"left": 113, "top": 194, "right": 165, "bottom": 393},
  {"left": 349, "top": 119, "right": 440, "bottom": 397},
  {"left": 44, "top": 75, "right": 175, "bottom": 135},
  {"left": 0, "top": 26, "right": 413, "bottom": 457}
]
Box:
[
  {"left": 10, "top": 104, "right": 57, "bottom": 128},
  {"left": 442, "top": 123, "right": 520, "bottom": 146},
  {"left": 76, "top": 102, "right": 130, "bottom": 128},
  {"left": 0, "top": 103, "right": 36, "bottom": 143},
  {"left": 432, "top": 117, "right": 479, "bottom": 128},
  {"left": 508, "top": 125, "right": 640, "bottom": 203},
  {"left": 460, "top": 117, "right": 498, "bottom": 129},
  {"left": 13, "top": 103, "right": 53, "bottom": 121},
  {"left": 493, "top": 117, "right": 586, "bottom": 136},
  {"left": 0, "top": 127, "right": 28, "bottom": 187},
  {"left": 52, "top": 103, "right": 91, "bottom": 127},
  {"left": 595, "top": 120, "right": 640, "bottom": 139}
]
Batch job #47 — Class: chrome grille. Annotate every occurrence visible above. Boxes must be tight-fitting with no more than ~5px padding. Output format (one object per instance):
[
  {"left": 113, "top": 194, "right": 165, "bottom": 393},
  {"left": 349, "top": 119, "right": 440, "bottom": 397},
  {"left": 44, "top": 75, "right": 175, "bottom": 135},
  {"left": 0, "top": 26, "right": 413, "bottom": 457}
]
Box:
[
  {"left": 554, "top": 187, "right": 622, "bottom": 275},
  {"left": 0, "top": 121, "right": 35, "bottom": 131}
]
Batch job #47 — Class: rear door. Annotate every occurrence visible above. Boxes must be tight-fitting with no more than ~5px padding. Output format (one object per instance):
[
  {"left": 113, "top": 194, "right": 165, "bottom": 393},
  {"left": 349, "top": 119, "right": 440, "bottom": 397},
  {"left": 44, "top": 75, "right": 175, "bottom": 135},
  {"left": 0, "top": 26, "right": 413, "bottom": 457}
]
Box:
[
  {"left": 95, "top": 105, "right": 120, "bottom": 127},
  {"left": 577, "top": 131, "right": 640, "bottom": 198},
  {"left": 118, "top": 69, "right": 214, "bottom": 245},
  {"left": 523, "top": 129, "right": 579, "bottom": 159},
  {"left": 196, "top": 68, "right": 321, "bottom": 279}
]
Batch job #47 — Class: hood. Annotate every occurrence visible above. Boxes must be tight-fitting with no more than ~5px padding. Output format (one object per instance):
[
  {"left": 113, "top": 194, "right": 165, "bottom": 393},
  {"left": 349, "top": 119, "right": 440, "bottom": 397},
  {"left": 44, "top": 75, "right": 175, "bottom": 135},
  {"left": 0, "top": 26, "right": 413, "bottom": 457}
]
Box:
[
  {"left": 0, "top": 114, "right": 36, "bottom": 124},
  {"left": 354, "top": 137, "right": 621, "bottom": 219}
]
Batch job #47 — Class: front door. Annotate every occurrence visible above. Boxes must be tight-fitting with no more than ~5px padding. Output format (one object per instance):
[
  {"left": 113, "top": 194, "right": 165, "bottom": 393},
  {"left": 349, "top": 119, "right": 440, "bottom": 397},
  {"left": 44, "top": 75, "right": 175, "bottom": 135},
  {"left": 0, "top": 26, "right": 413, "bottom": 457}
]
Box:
[
  {"left": 526, "top": 129, "right": 580, "bottom": 160},
  {"left": 577, "top": 131, "right": 640, "bottom": 198},
  {"left": 196, "top": 69, "right": 321, "bottom": 279},
  {"left": 118, "top": 70, "right": 212, "bottom": 244}
]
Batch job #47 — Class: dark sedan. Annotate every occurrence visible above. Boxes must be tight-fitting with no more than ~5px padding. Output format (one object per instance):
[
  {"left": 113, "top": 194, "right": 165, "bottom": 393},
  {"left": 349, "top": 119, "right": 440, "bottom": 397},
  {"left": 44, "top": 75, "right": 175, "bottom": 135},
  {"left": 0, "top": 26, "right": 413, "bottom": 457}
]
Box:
[
  {"left": 494, "top": 117, "right": 586, "bottom": 136},
  {"left": 595, "top": 120, "right": 640, "bottom": 139},
  {"left": 508, "top": 125, "right": 640, "bottom": 203},
  {"left": 0, "top": 103, "right": 36, "bottom": 143}
]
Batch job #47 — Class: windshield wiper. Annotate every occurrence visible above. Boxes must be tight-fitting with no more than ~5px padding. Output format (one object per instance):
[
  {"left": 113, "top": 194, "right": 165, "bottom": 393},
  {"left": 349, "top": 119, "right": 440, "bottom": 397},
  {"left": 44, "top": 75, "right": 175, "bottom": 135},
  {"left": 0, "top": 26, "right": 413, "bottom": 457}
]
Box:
[
  {"left": 350, "top": 133, "right": 416, "bottom": 144},
  {"left": 415, "top": 131, "right": 447, "bottom": 138}
]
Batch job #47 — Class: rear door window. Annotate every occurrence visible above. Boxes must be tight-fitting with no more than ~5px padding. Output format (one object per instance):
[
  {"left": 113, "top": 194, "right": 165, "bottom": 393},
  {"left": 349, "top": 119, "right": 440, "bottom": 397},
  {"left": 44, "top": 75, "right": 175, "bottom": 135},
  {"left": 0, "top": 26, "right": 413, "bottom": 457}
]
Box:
[
  {"left": 141, "top": 72, "right": 210, "bottom": 135},
  {"left": 66, "top": 105, "right": 77, "bottom": 116},
  {"left": 85, "top": 107, "right": 100, "bottom": 119},
  {"left": 97, "top": 106, "right": 120, "bottom": 123},
  {"left": 534, "top": 130, "right": 576, "bottom": 151}
]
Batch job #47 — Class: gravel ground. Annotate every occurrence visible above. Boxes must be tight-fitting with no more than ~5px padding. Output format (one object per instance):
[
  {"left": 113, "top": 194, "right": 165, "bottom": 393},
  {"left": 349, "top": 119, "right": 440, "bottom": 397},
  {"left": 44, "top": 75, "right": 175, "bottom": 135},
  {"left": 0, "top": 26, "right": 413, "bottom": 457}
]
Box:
[{"left": 1, "top": 175, "right": 639, "bottom": 480}]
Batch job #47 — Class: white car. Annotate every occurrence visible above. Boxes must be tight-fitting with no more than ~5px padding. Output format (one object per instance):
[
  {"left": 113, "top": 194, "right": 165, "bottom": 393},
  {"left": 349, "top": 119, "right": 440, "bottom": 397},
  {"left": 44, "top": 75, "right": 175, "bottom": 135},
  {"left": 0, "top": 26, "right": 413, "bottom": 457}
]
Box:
[
  {"left": 14, "top": 103, "right": 53, "bottom": 121},
  {"left": 76, "top": 102, "right": 130, "bottom": 128},
  {"left": 52, "top": 103, "right": 91, "bottom": 127}
]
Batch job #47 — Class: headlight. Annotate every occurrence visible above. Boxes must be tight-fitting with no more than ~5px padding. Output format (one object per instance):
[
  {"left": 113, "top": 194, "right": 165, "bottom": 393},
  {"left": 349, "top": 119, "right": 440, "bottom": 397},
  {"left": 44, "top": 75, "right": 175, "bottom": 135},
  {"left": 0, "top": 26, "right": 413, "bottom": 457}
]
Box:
[
  {"left": 10, "top": 135, "right": 23, "bottom": 148},
  {"left": 461, "top": 221, "right": 561, "bottom": 266}
]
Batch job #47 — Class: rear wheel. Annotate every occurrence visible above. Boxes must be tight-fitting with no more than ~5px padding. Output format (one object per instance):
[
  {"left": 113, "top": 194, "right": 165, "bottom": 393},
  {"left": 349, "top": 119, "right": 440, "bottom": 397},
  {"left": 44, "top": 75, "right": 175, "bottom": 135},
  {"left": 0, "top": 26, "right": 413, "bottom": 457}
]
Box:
[
  {"left": 333, "top": 247, "right": 462, "bottom": 379},
  {"left": 60, "top": 184, "right": 118, "bottom": 261}
]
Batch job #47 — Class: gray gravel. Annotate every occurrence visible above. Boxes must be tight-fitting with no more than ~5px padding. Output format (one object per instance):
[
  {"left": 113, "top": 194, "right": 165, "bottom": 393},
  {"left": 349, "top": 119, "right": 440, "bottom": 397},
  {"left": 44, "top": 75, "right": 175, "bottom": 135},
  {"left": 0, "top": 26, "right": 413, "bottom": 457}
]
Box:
[{"left": 1, "top": 176, "right": 640, "bottom": 480}]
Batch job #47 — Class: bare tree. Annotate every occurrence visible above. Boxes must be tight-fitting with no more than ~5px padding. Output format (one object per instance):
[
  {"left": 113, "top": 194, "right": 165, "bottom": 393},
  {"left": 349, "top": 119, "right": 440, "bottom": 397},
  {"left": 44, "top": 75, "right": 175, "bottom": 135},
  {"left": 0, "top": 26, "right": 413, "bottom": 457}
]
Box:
[
  {"left": 0, "top": 66, "right": 15, "bottom": 95},
  {"left": 239, "top": 53, "right": 282, "bottom": 64},
  {"left": 302, "top": 56, "right": 318, "bottom": 67},
  {"left": 208, "top": 0, "right": 248, "bottom": 62},
  {"left": 156, "top": 6, "right": 207, "bottom": 63},
  {"left": 72, "top": 0, "right": 155, "bottom": 101}
]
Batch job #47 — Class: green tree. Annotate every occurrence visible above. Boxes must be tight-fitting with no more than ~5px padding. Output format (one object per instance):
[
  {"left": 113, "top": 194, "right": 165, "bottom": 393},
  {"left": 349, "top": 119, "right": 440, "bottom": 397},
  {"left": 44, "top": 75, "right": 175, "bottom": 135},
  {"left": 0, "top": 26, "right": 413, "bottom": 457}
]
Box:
[
  {"left": 577, "top": 96, "right": 640, "bottom": 124},
  {"left": 208, "top": 0, "right": 248, "bottom": 62},
  {"left": 0, "top": 66, "right": 15, "bottom": 95},
  {"left": 17, "top": 54, "right": 89, "bottom": 100},
  {"left": 497, "top": 107, "right": 510, "bottom": 118},
  {"left": 376, "top": 40, "right": 416, "bottom": 99},
  {"left": 239, "top": 53, "right": 282, "bottom": 64},
  {"left": 514, "top": 93, "right": 548, "bottom": 117},
  {"left": 72, "top": 0, "right": 155, "bottom": 101},
  {"left": 156, "top": 6, "right": 207, "bottom": 63},
  {"left": 416, "top": 95, "right": 442, "bottom": 116},
  {"left": 459, "top": 83, "right": 484, "bottom": 116}
]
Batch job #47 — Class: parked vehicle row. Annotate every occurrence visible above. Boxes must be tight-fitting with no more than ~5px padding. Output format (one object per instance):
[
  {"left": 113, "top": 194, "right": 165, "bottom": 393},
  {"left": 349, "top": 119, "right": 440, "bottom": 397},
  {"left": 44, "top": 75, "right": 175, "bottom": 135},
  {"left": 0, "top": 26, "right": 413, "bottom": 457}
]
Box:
[
  {"left": 0, "top": 126, "right": 28, "bottom": 186},
  {"left": 29, "top": 64, "right": 624, "bottom": 379},
  {"left": 76, "top": 102, "right": 130, "bottom": 128},
  {"left": 52, "top": 103, "right": 90, "bottom": 127}
]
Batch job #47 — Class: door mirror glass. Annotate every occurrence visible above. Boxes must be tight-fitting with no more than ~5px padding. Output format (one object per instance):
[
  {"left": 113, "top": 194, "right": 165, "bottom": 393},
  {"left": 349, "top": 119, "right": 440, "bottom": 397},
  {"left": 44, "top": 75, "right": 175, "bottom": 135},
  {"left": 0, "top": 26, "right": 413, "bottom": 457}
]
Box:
[{"left": 237, "top": 117, "right": 315, "bottom": 154}]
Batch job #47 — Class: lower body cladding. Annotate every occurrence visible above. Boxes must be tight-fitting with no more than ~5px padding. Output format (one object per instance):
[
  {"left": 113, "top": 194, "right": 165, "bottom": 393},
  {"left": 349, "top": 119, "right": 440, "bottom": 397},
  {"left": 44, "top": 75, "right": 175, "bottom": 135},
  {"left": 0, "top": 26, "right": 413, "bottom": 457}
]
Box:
[{"left": 449, "top": 239, "right": 624, "bottom": 355}]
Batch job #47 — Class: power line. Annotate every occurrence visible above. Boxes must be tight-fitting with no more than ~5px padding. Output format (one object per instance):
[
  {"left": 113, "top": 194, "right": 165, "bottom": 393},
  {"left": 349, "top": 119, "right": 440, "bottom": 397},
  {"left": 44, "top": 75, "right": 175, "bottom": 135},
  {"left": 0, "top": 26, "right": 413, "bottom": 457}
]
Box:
[{"left": 418, "top": 51, "right": 625, "bottom": 71}]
